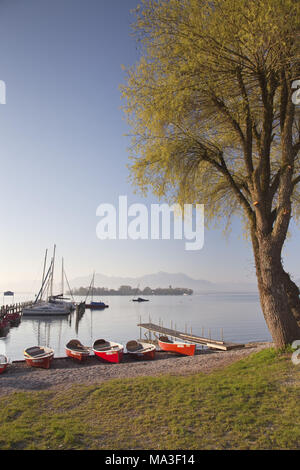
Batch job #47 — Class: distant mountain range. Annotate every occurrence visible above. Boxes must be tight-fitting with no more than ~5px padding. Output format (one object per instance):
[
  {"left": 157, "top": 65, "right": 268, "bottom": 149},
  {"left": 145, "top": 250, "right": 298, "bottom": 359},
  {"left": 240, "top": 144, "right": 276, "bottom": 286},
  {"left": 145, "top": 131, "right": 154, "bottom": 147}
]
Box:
[
  {"left": 69, "top": 271, "right": 259, "bottom": 293},
  {"left": 2, "top": 272, "right": 299, "bottom": 294}
]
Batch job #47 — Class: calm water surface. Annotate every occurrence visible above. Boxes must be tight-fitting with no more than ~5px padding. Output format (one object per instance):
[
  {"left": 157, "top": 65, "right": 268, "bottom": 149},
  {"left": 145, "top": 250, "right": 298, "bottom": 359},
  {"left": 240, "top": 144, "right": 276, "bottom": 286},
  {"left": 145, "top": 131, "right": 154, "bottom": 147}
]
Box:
[{"left": 0, "top": 293, "right": 271, "bottom": 361}]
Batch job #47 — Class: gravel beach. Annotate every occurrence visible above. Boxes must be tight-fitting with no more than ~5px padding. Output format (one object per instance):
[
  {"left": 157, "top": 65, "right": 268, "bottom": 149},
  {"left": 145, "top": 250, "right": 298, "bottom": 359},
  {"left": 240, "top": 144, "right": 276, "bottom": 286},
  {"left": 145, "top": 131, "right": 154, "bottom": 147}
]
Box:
[{"left": 0, "top": 342, "right": 272, "bottom": 396}]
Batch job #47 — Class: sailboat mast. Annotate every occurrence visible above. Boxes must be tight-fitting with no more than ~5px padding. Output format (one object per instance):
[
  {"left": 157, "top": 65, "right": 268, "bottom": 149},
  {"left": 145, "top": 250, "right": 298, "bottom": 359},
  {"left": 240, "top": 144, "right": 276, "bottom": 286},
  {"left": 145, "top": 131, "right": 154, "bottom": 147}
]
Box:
[
  {"left": 41, "top": 249, "right": 48, "bottom": 301},
  {"left": 50, "top": 244, "right": 56, "bottom": 298},
  {"left": 61, "top": 257, "right": 64, "bottom": 296},
  {"left": 91, "top": 272, "right": 95, "bottom": 303}
]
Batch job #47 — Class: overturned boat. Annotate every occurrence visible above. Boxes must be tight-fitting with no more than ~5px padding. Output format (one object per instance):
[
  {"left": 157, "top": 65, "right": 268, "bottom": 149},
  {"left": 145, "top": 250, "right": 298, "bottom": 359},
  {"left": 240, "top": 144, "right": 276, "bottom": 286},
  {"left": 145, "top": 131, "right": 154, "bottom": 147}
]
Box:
[{"left": 126, "top": 340, "right": 156, "bottom": 360}]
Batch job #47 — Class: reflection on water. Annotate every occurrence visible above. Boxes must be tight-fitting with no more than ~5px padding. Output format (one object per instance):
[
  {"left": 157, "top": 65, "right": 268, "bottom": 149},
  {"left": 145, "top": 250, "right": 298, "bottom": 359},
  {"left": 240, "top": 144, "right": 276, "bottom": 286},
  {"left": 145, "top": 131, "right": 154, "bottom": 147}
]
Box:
[{"left": 0, "top": 293, "right": 271, "bottom": 361}]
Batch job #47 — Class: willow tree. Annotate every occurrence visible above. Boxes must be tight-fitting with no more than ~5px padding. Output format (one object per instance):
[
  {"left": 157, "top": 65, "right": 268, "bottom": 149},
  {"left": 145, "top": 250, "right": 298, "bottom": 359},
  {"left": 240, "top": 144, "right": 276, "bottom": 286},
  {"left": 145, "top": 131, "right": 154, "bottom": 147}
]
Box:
[{"left": 122, "top": 0, "right": 300, "bottom": 347}]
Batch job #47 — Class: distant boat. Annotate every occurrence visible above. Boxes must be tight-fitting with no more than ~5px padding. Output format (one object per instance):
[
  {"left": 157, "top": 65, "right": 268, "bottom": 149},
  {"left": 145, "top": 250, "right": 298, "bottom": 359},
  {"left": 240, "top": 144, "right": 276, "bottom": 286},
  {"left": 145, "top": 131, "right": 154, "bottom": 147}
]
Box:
[
  {"left": 126, "top": 340, "right": 156, "bottom": 360},
  {"left": 65, "top": 339, "right": 90, "bottom": 362},
  {"left": 132, "top": 283, "right": 149, "bottom": 302},
  {"left": 24, "top": 346, "right": 54, "bottom": 369},
  {"left": 158, "top": 336, "right": 196, "bottom": 356},
  {"left": 0, "top": 355, "right": 9, "bottom": 374},
  {"left": 92, "top": 339, "right": 124, "bottom": 363},
  {"left": 85, "top": 301, "right": 108, "bottom": 310}
]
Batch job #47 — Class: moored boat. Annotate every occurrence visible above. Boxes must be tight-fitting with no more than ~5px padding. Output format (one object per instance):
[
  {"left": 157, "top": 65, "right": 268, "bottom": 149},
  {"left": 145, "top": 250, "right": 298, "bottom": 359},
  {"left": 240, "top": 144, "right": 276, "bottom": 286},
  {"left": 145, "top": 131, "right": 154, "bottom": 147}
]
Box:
[
  {"left": 126, "top": 340, "right": 156, "bottom": 360},
  {"left": 158, "top": 336, "right": 196, "bottom": 356},
  {"left": 24, "top": 346, "right": 54, "bottom": 369},
  {"left": 92, "top": 339, "right": 124, "bottom": 363},
  {"left": 0, "top": 355, "right": 9, "bottom": 374},
  {"left": 84, "top": 273, "right": 109, "bottom": 310},
  {"left": 66, "top": 339, "right": 90, "bottom": 361},
  {"left": 132, "top": 297, "right": 149, "bottom": 302},
  {"left": 5, "top": 312, "right": 21, "bottom": 325},
  {"left": 22, "top": 302, "right": 70, "bottom": 316},
  {"left": 85, "top": 301, "right": 108, "bottom": 310}
]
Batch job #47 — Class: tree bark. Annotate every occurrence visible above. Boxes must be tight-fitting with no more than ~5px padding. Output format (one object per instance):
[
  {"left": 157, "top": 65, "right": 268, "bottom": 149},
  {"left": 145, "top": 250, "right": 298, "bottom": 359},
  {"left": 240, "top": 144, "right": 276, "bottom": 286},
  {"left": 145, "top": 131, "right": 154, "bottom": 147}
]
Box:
[
  {"left": 251, "top": 232, "right": 300, "bottom": 348},
  {"left": 280, "top": 268, "right": 300, "bottom": 323}
]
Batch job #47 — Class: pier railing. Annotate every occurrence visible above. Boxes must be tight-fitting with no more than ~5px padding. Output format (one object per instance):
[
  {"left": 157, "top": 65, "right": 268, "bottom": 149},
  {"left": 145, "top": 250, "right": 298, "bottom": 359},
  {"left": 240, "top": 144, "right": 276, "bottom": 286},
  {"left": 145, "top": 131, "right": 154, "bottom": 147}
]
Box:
[{"left": 0, "top": 301, "right": 33, "bottom": 318}]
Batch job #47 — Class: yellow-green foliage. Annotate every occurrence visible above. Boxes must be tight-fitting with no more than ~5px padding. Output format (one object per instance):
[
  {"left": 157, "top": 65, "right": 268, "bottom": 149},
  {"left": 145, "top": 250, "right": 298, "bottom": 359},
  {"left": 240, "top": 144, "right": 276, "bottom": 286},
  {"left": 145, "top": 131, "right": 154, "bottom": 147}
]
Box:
[{"left": 121, "top": 0, "right": 300, "bottom": 227}]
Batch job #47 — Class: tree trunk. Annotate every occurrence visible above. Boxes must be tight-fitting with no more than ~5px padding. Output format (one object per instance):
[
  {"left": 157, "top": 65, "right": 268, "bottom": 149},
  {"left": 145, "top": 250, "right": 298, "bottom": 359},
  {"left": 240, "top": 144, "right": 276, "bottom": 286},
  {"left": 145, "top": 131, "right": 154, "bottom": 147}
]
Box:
[
  {"left": 252, "top": 233, "right": 300, "bottom": 348},
  {"left": 280, "top": 268, "right": 300, "bottom": 323}
]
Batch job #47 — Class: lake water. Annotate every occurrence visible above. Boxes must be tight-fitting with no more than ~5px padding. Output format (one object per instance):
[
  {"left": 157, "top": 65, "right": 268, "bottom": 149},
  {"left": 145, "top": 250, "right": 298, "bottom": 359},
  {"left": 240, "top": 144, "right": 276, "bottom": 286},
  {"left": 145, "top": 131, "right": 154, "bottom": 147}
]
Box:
[{"left": 0, "top": 293, "right": 271, "bottom": 361}]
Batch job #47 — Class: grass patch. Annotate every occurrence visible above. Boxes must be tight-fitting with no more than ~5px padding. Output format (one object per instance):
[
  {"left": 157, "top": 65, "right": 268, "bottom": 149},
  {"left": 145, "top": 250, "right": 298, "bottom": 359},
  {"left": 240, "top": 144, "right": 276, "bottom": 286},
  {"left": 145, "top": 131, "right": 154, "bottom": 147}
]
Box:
[{"left": 0, "top": 348, "right": 299, "bottom": 449}]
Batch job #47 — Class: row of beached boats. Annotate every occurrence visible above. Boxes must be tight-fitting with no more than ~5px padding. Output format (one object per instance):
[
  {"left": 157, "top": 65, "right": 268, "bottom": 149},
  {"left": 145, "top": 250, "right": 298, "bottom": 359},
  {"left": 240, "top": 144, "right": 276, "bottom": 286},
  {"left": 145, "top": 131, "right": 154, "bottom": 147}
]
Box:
[{"left": 0, "top": 336, "right": 196, "bottom": 373}]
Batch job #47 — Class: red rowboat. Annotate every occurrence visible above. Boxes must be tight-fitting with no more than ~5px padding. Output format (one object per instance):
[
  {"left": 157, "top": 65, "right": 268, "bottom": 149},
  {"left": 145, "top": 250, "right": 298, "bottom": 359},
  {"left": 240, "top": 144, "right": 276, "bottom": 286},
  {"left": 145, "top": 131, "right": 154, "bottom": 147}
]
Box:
[
  {"left": 92, "top": 339, "right": 124, "bottom": 364},
  {"left": 0, "top": 355, "right": 9, "bottom": 374},
  {"left": 126, "top": 340, "right": 156, "bottom": 360},
  {"left": 24, "top": 346, "right": 54, "bottom": 369},
  {"left": 158, "top": 336, "right": 196, "bottom": 356},
  {"left": 66, "top": 339, "right": 90, "bottom": 362}
]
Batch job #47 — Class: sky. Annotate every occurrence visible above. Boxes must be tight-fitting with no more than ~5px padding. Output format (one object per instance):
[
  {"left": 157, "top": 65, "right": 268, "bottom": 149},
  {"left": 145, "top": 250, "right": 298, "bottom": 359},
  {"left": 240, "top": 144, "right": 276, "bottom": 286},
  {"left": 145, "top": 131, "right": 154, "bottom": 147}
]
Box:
[{"left": 0, "top": 0, "right": 299, "bottom": 289}]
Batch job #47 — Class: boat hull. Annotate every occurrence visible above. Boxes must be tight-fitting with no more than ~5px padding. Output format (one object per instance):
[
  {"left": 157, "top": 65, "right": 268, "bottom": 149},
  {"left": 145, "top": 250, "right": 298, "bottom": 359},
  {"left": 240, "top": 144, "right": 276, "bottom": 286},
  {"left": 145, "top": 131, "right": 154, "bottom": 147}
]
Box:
[
  {"left": 128, "top": 349, "right": 156, "bottom": 360},
  {"left": 24, "top": 347, "right": 54, "bottom": 369},
  {"left": 0, "top": 364, "right": 8, "bottom": 374},
  {"left": 22, "top": 308, "right": 69, "bottom": 316},
  {"left": 24, "top": 353, "right": 54, "bottom": 369},
  {"left": 158, "top": 339, "right": 196, "bottom": 356},
  {"left": 127, "top": 341, "right": 156, "bottom": 360},
  {"left": 85, "top": 303, "right": 108, "bottom": 310},
  {"left": 93, "top": 349, "right": 123, "bottom": 364},
  {"left": 0, "top": 357, "right": 8, "bottom": 374},
  {"left": 65, "top": 348, "right": 89, "bottom": 362}
]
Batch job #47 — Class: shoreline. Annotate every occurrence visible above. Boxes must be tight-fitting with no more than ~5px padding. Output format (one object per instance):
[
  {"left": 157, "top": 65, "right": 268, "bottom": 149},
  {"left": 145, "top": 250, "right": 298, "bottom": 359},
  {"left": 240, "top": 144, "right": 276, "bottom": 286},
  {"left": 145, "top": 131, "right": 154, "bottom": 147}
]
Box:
[{"left": 0, "top": 342, "right": 272, "bottom": 396}]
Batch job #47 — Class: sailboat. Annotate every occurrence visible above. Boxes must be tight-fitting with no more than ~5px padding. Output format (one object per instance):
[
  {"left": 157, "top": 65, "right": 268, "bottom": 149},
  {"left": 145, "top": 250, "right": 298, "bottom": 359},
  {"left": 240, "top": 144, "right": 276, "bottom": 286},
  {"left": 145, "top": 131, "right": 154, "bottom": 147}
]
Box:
[
  {"left": 49, "top": 257, "right": 76, "bottom": 311},
  {"left": 85, "top": 273, "right": 108, "bottom": 310},
  {"left": 23, "top": 247, "right": 73, "bottom": 316}
]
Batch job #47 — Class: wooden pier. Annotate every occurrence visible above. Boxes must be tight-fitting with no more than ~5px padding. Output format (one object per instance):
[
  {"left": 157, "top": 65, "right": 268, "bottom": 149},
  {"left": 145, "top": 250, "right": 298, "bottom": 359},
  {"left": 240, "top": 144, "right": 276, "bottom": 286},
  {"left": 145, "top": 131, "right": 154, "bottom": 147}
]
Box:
[
  {"left": 138, "top": 322, "right": 245, "bottom": 351},
  {"left": 0, "top": 301, "right": 33, "bottom": 317},
  {"left": 0, "top": 301, "right": 34, "bottom": 336}
]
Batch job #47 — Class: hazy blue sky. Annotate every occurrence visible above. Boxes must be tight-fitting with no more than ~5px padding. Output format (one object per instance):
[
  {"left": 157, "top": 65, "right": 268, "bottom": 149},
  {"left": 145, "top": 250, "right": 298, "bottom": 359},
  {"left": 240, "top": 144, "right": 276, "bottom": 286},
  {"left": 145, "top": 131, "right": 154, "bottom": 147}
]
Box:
[{"left": 0, "top": 0, "right": 299, "bottom": 288}]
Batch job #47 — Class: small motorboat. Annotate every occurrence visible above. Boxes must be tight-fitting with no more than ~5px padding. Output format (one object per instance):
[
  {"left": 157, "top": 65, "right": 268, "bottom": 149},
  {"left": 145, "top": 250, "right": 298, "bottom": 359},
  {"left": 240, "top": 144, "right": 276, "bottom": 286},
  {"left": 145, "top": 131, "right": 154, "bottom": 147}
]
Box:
[
  {"left": 24, "top": 346, "right": 54, "bottom": 369},
  {"left": 158, "top": 336, "right": 196, "bottom": 356},
  {"left": 93, "top": 339, "right": 124, "bottom": 364},
  {"left": 0, "top": 355, "right": 9, "bottom": 374},
  {"left": 132, "top": 297, "right": 149, "bottom": 302},
  {"left": 85, "top": 301, "right": 109, "bottom": 310},
  {"left": 126, "top": 340, "right": 156, "bottom": 360},
  {"left": 66, "top": 339, "right": 90, "bottom": 362}
]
